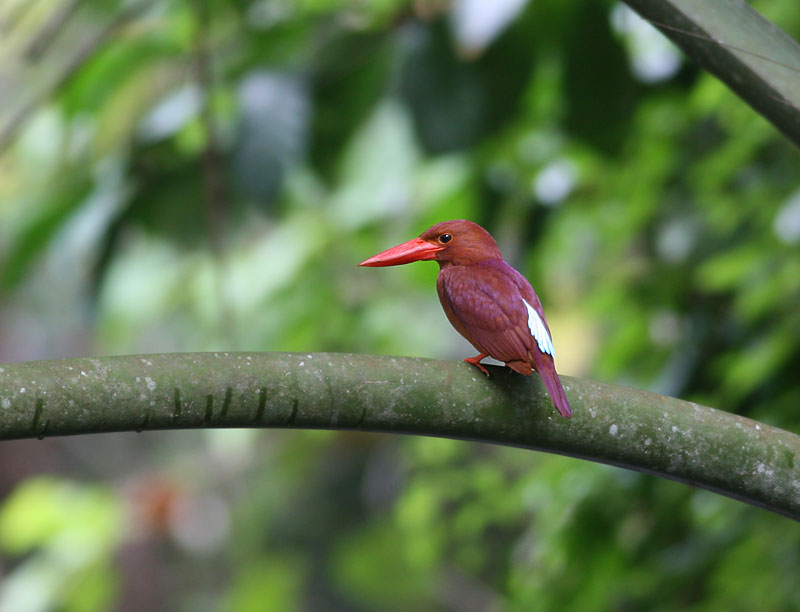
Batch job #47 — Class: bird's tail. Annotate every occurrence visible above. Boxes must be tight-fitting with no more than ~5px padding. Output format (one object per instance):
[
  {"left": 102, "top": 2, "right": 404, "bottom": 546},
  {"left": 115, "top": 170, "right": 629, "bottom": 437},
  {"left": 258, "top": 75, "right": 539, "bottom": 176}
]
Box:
[
  {"left": 531, "top": 356, "right": 572, "bottom": 418},
  {"left": 543, "top": 372, "right": 572, "bottom": 418}
]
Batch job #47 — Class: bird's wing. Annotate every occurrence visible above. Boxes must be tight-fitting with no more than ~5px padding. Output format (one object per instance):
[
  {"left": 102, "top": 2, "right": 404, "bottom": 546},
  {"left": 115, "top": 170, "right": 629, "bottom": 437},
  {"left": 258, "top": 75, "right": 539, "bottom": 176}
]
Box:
[
  {"left": 507, "top": 269, "right": 555, "bottom": 358},
  {"left": 438, "top": 264, "right": 537, "bottom": 364},
  {"left": 440, "top": 262, "right": 570, "bottom": 417}
]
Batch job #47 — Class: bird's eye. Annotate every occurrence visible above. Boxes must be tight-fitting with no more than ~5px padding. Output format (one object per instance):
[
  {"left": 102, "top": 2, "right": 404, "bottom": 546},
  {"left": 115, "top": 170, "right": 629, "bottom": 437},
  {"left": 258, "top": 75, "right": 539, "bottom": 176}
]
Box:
[{"left": 439, "top": 233, "right": 452, "bottom": 244}]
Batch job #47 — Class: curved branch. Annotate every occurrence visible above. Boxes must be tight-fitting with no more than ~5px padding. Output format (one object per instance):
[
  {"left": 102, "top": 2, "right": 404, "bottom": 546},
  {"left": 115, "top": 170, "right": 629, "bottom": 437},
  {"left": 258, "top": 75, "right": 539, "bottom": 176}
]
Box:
[
  {"left": 624, "top": 0, "right": 800, "bottom": 146},
  {"left": 1, "top": 352, "right": 798, "bottom": 520},
  {"left": 623, "top": 0, "right": 800, "bottom": 147}
]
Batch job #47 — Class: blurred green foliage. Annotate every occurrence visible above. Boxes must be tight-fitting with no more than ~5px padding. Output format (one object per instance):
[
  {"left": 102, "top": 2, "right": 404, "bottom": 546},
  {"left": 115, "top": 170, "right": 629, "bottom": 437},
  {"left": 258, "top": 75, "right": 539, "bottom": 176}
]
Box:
[
  {"left": 0, "top": 478, "right": 121, "bottom": 612},
  {"left": 1, "top": 0, "right": 800, "bottom": 610}
]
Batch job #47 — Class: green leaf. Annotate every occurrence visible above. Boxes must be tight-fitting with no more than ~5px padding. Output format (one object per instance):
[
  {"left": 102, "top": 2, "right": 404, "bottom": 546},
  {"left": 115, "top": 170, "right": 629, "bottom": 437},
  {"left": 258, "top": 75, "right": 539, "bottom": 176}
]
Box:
[
  {"left": 333, "top": 521, "right": 435, "bottom": 611},
  {"left": 562, "top": 0, "right": 640, "bottom": 153},
  {"left": 0, "top": 173, "right": 93, "bottom": 293},
  {"left": 228, "top": 556, "right": 305, "bottom": 612},
  {"left": 0, "top": 476, "right": 120, "bottom": 555}
]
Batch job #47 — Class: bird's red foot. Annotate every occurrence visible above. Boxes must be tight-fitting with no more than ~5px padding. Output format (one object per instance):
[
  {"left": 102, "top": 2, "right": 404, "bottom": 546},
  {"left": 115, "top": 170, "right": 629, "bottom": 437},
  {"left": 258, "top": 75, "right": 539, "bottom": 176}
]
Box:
[{"left": 464, "top": 353, "right": 490, "bottom": 376}]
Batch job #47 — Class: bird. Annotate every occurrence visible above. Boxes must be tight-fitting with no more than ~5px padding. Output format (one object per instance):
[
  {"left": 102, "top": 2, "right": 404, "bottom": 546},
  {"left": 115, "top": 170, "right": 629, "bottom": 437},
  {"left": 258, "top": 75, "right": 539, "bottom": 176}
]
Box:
[{"left": 359, "top": 219, "right": 571, "bottom": 418}]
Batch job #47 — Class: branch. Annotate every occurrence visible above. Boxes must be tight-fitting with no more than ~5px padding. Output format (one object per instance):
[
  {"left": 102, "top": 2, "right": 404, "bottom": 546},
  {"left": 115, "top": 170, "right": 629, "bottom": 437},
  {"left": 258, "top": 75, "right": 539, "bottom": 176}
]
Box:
[
  {"left": 191, "top": 0, "right": 229, "bottom": 255},
  {"left": 623, "top": 0, "right": 800, "bottom": 147},
  {"left": 1, "top": 352, "right": 798, "bottom": 520},
  {"left": 24, "top": 0, "right": 82, "bottom": 61}
]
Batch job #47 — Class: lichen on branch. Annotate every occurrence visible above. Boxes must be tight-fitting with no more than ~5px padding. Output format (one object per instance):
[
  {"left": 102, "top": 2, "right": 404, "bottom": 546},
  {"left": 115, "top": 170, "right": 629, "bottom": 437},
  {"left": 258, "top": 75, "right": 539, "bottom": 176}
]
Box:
[{"left": 0, "top": 352, "right": 798, "bottom": 520}]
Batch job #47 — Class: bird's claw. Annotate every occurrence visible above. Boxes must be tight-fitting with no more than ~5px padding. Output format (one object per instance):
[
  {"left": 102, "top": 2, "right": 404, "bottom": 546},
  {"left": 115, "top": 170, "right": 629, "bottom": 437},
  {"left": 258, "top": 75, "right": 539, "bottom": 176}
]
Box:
[{"left": 464, "top": 354, "right": 490, "bottom": 377}]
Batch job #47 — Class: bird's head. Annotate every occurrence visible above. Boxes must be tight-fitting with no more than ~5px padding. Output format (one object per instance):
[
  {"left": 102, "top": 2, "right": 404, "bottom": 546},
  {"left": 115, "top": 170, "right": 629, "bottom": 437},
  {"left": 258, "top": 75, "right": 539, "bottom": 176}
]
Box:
[{"left": 359, "top": 220, "right": 503, "bottom": 267}]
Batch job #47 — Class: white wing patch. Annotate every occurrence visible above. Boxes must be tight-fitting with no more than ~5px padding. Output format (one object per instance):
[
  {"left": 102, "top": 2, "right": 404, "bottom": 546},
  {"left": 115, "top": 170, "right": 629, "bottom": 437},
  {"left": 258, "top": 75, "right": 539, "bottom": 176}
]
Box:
[{"left": 522, "top": 298, "right": 555, "bottom": 357}]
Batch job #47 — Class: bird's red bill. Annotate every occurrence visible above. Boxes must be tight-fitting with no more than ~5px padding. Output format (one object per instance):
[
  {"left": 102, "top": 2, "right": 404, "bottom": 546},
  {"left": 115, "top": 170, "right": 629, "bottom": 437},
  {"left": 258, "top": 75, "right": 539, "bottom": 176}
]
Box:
[{"left": 358, "top": 237, "right": 444, "bottom": 267}]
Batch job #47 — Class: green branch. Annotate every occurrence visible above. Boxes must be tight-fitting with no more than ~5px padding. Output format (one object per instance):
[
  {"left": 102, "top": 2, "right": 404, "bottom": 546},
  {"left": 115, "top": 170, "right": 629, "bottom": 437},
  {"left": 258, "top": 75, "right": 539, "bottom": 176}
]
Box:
[
  {"left": 623, "top": 0, "right": 800, "bottom": 147},
  {"left": 1, "top": 352, "right": 798, "bottom": 520}
]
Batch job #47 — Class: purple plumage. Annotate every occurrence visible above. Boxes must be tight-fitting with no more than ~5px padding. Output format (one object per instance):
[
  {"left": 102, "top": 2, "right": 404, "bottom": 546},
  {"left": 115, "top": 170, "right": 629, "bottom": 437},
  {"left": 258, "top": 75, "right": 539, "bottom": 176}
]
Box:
[{"left": 360, "top": 219, "right": 572, "bottom": 418}]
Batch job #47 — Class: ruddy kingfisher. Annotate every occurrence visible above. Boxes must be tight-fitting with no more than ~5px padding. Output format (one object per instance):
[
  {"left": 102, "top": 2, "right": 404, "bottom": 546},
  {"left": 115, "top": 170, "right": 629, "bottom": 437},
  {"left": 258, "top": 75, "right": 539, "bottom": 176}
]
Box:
[{"left": 359, "top": 219, "right": 571, "bottom": 418}]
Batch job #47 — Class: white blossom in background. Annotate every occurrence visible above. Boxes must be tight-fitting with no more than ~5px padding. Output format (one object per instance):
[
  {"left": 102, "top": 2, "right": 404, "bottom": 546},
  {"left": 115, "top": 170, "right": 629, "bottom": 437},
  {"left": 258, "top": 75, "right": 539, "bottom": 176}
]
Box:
[
  {"left": 611, "top": 3, "right": 683, "bottom": 83},
  {"left": 773, "top": 188, "right": 800, "bottom": 244},
  {"left": 138, "top": 85, "right": 202, "bottom": 142},
  {"left": 533, "top": 158, "right": 577, "bottom": 206},
  {"left": 656, "top": 218, "right": 698, "bottom": 263},
  {"left": 451, "top": 0, "right": 530, "bottom": 54}
]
